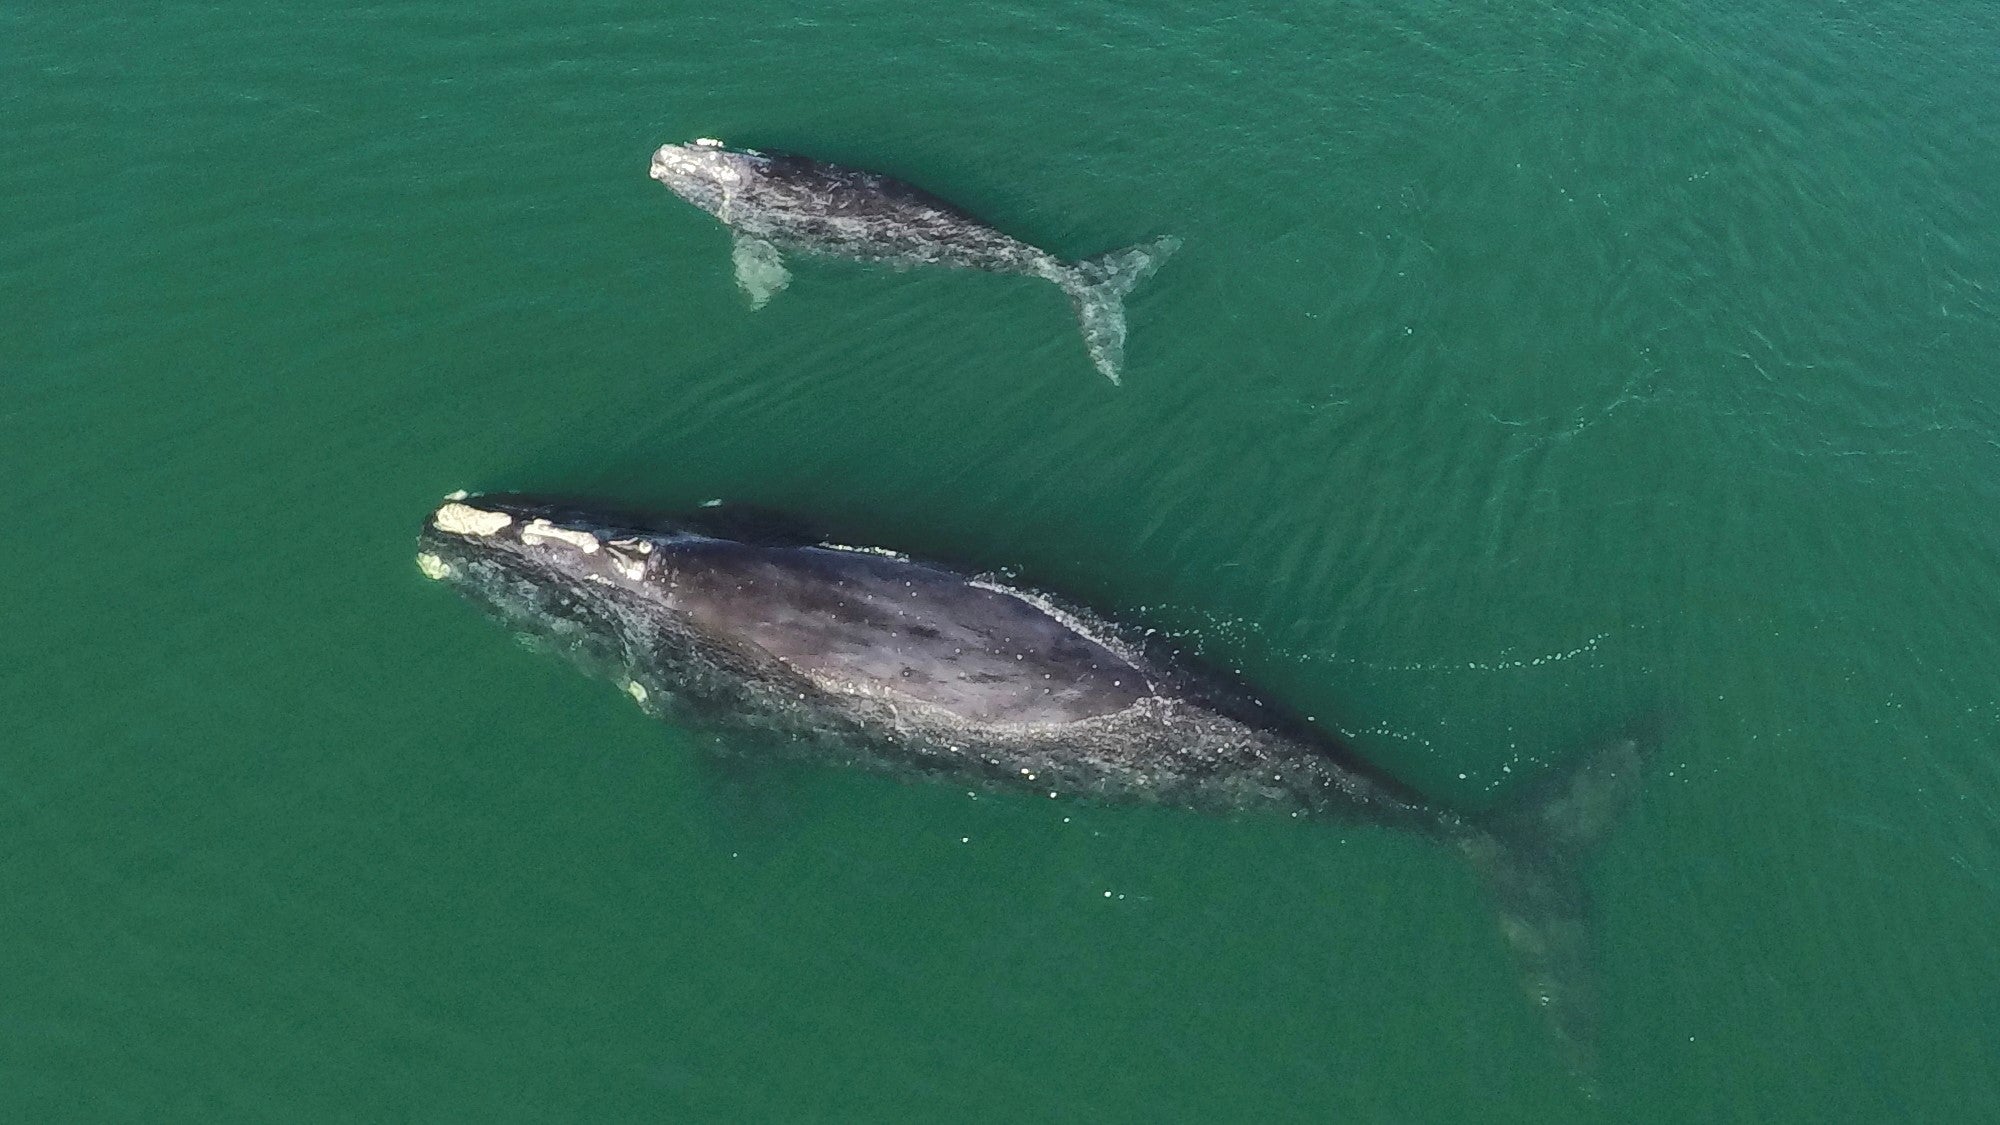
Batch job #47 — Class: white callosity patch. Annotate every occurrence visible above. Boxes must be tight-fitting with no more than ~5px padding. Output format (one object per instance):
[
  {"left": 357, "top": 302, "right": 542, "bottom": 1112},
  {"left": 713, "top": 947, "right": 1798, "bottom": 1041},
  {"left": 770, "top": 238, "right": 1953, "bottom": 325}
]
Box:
[
  {"left": 519, "top": 519, "right": 600, "bottom": 553},
  {"left": 434, "top": 502, "right": 512, "bottom": 537},
  {"left": 650, "top": 143, "right": 743, "bottom": 188},
  {"left": 606, "top": 548, "right": 648, "bottom": 581},
  {"left": 414, "top": 552, "right": 453, "bottom": 580},
  {"left": 624, "top": 680, "right": 649, "bottom": 706}
]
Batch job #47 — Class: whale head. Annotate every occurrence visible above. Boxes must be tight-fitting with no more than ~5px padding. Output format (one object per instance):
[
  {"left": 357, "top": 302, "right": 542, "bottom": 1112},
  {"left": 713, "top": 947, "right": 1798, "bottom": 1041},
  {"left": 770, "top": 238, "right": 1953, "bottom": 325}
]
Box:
[
  {"left": 416, "top": 493, "right": 696, "bottom": 684},
  {"left": 649, "top": 139, "right": 759, "bottom": 215}
]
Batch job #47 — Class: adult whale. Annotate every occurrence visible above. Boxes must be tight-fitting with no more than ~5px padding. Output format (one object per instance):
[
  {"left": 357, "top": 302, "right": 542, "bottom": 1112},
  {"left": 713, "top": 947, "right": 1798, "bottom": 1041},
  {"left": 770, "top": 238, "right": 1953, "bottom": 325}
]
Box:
[
  {"left": 648, "top": 138, "right": 1179, "bottom": 384},
  {"left": 416, "top": 492, "right": 1656, "bottom": 1081}
]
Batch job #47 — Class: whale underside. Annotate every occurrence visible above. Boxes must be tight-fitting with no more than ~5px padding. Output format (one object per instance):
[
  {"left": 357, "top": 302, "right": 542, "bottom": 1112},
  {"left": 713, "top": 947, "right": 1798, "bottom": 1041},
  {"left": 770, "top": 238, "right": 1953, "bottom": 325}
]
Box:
[{"left": 416, "top": 493, "right": 1657, "bottom": 1083}]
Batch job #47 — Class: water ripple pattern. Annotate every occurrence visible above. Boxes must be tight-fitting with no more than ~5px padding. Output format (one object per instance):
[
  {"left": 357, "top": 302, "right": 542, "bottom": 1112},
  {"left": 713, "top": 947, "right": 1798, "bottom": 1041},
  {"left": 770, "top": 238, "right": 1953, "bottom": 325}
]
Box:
[{"left": 4, "top": 0, "right": 1999, "bottom": 1120}]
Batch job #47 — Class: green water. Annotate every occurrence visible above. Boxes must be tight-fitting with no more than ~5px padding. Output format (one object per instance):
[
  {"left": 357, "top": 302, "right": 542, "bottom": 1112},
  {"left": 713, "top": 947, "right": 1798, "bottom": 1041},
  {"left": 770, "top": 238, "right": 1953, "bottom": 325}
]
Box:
[{"left": 7, "top": 0, "right": 2000, "bottom": 1119}]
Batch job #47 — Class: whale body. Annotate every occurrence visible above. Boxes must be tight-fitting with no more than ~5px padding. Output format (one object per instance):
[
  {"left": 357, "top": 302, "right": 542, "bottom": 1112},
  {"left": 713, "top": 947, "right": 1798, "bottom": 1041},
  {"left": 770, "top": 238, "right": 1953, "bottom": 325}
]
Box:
[
  {"left": 416, "top": 492, "right": 1656, "bottom": 1080},
  {"left": 649, "top": 138, "right": 1178, "bottom": 384}
]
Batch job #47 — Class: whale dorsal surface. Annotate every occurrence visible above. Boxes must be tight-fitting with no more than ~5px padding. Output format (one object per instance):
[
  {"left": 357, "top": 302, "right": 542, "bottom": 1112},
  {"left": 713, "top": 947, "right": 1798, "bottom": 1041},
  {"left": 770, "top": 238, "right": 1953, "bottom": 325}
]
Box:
[{"left": 661, "top": 540, "right": 1147, "bottom": 725}]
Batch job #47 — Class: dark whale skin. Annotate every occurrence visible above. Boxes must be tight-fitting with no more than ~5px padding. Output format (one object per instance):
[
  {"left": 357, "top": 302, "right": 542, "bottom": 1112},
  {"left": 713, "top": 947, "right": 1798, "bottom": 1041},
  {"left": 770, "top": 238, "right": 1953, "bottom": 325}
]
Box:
[{"left": 415, "top": 494, "right": 1440, "bottom": 828}]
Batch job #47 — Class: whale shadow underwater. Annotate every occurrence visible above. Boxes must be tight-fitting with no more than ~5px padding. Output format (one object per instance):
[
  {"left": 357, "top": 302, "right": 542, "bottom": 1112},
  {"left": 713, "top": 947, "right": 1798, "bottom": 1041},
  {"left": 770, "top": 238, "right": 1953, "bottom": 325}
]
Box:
[
  {"left": 415, "top": 493, "right": 1661, "bottom": 1086},
  {"left": 649, "top": 138, "right": 1179, "bottom": 384}
]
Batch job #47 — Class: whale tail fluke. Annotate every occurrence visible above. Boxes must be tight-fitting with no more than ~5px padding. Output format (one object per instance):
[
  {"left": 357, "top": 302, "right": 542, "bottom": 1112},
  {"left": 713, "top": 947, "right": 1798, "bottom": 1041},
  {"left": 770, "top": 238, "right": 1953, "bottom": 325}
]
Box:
[
  {"left": 1459, "top": 714, "right": 1664, "bottom": 1091},
  {"left": 1058, "top": 235, "right": 1180, "bottom": 384}
]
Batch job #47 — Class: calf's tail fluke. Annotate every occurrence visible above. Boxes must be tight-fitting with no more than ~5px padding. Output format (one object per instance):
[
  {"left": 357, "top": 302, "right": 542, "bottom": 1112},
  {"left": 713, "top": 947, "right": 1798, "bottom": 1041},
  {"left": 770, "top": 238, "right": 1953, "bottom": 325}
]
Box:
[
  {"left": 1457, "top": 714, "right": 1663, "bottom": 1092},
  {"left": 1058, "top": 235, "right": 1181, "bottom": 384}
]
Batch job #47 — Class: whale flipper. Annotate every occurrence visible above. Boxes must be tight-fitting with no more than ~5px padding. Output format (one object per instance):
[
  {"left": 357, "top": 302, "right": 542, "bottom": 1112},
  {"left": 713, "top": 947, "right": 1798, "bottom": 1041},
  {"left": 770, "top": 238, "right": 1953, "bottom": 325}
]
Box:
[
  {"left": 1058, "top": 235, "right": 1181, "bottom": 384},
  {"left": 1461, "top": 715, "right": 1664, "bottom": 1091},
  {"left": 732, "top": 235, "right": 790, "bottom": 309}
]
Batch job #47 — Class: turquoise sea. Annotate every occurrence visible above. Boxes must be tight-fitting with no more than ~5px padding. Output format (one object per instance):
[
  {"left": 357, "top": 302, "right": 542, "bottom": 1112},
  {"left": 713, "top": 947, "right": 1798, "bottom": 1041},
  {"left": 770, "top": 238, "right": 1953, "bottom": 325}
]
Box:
[{"left": 6, "top": 1, "right": 1999, "bottom": 1119}]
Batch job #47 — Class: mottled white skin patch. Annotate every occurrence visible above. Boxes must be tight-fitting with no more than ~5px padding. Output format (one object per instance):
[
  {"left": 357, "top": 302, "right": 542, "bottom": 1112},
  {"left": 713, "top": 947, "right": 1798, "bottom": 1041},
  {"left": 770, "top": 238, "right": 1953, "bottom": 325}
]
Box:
[
  {"left": 519, "top": 519, "right": 599, "bottom": 553},
  {"left": 624, "top": 680, "right": 649, "bottom": 705},
  {"left": 650, "top": 145, "right": 742, "bottom": 195},
  {"left": 414, "top": 552, "right": 453, "bottom": 580},
  {"left": 434, "top": 502, "right": 512, "bottom": 537}
]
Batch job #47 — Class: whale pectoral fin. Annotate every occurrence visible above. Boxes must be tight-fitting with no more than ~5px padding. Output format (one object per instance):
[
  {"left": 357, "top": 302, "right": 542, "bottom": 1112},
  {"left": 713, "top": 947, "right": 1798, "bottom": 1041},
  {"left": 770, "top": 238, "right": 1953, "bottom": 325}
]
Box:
[{"left": 731, "top": 236, "right": 790, "bottom": 310}]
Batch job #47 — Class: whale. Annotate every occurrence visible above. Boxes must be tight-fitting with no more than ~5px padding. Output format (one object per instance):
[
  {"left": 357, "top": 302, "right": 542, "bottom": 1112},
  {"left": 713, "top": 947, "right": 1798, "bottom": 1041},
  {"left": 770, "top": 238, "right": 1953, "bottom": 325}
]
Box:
[
  {"left": 648, "top": 138, "right": 1179, "bottom": 384},
  {"left": 416, "top": 492, "right": 1658, "bottom": 1081}
]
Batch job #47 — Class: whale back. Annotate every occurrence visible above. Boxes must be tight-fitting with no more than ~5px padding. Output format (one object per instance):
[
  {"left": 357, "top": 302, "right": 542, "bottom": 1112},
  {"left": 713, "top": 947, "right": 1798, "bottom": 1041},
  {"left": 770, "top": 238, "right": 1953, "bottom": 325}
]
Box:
[
  {"left": 754, "top": 154, "right": 982, "bottom": 221},
  {"left": 658, "top": 540, "right": 1149, "bottom": 726}
]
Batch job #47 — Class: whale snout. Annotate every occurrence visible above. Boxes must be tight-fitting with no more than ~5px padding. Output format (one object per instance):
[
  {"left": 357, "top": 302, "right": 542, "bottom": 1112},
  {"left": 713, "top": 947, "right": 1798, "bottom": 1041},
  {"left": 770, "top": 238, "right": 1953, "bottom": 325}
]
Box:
[
  {"left": 648, "top": 144, "right": 683, "bottom": 182},
  {"left": 649, "top": 140, "right": 746, "bottom": 193}
]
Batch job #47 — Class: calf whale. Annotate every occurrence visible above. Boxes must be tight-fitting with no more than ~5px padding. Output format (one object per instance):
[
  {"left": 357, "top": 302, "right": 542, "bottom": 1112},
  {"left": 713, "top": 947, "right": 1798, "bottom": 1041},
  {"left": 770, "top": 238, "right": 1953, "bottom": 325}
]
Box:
[
  {"left": 649, "top": 138, "right": 1179, "bottom": 384},
  {"left": 416, "top": 493, "right": 1657, "bottom": 1081}
]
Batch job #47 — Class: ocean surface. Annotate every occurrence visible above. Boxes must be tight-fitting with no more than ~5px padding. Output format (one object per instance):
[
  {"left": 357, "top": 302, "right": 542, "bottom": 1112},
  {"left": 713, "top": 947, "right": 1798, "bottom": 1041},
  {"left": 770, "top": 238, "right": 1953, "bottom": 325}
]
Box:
[{"left": 6, "top": 1, "right": 1999, "bottom": 1120}]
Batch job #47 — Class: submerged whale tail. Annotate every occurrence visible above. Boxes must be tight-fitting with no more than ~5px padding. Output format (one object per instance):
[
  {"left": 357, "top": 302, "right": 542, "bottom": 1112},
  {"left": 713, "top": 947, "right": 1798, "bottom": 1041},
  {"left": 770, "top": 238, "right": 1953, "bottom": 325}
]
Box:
[
  {"left": 1458, "top": 715, "right": 1663, "bottom": 1090},
  {"left": 1057, "top": 235, "right": 1181, "bottom": 384}
]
